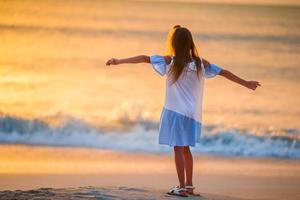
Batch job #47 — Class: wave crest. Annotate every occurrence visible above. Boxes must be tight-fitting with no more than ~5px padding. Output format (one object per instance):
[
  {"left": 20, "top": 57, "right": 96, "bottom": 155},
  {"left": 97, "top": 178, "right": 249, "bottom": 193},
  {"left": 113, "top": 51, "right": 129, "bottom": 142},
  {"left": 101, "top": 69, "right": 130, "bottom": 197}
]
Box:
[{"left": 0, "top": 115, "right": 299, "bottom": 159}]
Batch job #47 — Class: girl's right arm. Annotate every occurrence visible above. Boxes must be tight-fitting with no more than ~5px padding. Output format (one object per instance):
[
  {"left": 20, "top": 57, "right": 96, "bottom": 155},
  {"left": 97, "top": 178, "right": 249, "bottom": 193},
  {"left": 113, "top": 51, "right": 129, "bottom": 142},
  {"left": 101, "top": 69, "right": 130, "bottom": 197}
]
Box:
[{"left": 106, "top": 55, "right": 150, "bottom": 66}]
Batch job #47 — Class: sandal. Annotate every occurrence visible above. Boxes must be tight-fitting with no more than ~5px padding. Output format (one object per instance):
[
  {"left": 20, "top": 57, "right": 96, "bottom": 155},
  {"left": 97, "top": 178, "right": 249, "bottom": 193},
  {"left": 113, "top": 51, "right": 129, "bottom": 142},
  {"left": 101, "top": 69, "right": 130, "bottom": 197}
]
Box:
[
  {"left": 185, "top": 185, "right": 201, "bottom": 196},
  {"left": 167, "top": 186, "right": 188, "bottom": 197}
]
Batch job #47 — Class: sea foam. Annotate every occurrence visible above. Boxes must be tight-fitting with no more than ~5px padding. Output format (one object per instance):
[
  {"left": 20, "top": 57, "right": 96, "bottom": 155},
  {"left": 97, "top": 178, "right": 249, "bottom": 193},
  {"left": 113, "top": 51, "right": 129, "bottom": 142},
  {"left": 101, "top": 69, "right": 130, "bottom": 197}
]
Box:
[{"left": 0, "top": 115, "right": 299, "bottom": 159}]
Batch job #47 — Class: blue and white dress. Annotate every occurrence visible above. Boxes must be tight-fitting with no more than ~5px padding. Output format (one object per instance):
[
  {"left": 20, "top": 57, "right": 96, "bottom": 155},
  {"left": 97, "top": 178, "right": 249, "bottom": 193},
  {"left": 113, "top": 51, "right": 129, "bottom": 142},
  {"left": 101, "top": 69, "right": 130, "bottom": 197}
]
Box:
[{"left": 150, "top": 55, "right": 222, "bottom": 147}]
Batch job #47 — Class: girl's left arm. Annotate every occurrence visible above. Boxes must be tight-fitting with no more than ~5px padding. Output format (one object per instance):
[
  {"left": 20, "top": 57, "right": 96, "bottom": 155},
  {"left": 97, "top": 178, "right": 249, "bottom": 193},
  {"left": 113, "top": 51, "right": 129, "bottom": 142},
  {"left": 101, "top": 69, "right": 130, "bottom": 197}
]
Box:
[
  {"left": 219, "top": 69, "right": 261, "bottom": 90},
  {"left": 106, "top": 55, "right": 150, "bottom": 66}
]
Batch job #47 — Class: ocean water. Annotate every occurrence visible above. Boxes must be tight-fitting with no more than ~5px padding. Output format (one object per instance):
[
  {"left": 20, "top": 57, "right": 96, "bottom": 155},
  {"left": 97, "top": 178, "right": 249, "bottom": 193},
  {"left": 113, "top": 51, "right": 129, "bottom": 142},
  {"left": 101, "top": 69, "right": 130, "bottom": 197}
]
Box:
[{"left": 0, "top": 0, "right": 299, "bottom": 159}]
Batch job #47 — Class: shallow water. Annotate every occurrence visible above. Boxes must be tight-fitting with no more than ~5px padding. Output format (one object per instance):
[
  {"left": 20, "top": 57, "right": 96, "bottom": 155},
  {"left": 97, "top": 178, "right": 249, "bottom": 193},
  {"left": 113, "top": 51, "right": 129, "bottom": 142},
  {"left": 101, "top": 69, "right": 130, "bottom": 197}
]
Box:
[{"left": 0, "top": 0, "right": 299, "bottom": 158}]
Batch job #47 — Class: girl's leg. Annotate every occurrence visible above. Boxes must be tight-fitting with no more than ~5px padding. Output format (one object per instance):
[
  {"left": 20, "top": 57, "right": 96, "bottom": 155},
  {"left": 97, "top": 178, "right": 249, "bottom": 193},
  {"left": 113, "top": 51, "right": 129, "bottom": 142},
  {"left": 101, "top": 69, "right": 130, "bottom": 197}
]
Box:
[
  {"left": 183, "top": 146, "right": 193, "bottom": 186},
  {"left": 174, "top": 146, "right": 185, "bottom": 188}
]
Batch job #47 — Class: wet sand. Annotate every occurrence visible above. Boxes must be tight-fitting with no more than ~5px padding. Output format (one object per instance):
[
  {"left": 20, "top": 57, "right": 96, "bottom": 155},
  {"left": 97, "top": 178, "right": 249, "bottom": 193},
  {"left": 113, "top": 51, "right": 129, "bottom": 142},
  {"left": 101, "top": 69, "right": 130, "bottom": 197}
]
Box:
[{"left": 0, "top": 145, "right": 299, "bottom": 200}]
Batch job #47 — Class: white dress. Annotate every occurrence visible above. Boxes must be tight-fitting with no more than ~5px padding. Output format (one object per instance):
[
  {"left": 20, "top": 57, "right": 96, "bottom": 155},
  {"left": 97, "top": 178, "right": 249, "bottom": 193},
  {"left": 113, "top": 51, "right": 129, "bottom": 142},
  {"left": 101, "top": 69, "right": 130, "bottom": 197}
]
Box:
[{"left": 150, "top": 55, "right": 222, "bottom": 146}]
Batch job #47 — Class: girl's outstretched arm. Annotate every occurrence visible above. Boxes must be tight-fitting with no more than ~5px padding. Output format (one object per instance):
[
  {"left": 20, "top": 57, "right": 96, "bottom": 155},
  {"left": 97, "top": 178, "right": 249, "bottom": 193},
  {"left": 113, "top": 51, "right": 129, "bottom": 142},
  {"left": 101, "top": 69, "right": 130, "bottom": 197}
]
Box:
[
  {"left": 106, "top": 55, "right": 150, "bottom": 66},
  {"left": 219, "top": 69, "right": 261, "bottom": 90}
]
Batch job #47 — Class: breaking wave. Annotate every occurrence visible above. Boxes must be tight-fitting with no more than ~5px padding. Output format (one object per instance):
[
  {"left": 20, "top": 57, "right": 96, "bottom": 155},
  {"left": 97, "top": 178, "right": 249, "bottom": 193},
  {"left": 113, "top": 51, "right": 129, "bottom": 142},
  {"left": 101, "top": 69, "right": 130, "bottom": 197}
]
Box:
[{"left": 0, "top": 115, "right": 299, "bottom": 159}]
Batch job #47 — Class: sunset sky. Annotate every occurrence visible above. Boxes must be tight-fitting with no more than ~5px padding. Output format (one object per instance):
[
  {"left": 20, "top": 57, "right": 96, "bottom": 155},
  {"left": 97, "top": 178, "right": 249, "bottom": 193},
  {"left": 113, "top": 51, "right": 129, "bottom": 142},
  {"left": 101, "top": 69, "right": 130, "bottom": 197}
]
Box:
[{"left": 138, "top": 0, "right": 300, "bottom": 6}]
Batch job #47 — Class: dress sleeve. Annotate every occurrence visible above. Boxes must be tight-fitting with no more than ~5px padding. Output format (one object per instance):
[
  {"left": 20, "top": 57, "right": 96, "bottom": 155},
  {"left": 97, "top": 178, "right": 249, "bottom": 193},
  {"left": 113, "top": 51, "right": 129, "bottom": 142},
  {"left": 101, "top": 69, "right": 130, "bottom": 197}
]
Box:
[
  {"left": 150, "top": 55, "right": 167, "bottom": 76},
  {"left": 204, "top": 63, "right": 223, "bottom": 78}
]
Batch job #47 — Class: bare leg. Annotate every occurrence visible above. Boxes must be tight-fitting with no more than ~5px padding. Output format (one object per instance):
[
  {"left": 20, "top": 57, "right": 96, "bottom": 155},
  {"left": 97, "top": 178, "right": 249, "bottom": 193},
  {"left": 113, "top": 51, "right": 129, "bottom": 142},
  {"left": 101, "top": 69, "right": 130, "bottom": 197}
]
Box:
[
  {"left": 174, "top": 146, "right": 185, "bottom": 188},
  {"left": 183, "top": 146, "right": 200, "bottom": 195},
  {"left": 183, "top": 146, "right": 193, "bottom": 186}
]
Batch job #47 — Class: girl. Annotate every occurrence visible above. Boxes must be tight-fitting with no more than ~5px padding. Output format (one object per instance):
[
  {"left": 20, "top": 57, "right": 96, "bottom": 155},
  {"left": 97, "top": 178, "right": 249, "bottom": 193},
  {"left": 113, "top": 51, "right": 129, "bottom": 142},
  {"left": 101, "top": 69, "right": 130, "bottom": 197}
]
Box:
[{"left": 106, "top": 25, "right": 261, "bottom": 197}]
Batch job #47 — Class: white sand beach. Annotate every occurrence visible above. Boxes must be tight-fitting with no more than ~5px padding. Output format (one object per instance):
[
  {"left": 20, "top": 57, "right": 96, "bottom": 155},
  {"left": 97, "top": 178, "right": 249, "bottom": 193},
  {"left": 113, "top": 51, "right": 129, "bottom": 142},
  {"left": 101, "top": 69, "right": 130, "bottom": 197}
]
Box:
[
  {"left": 1, "top": 145, "right": 299, "bottom": 200},
  {"left": 0, "top": 186, "right": 264, "bottom": 200}
]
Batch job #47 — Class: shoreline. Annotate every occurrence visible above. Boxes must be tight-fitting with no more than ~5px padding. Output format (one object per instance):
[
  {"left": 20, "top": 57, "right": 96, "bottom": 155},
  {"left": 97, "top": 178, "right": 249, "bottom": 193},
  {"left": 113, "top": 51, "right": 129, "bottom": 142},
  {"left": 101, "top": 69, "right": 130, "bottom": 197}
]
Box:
[{"left": 1, "top": 143, "right": 299, "bottom": 162}]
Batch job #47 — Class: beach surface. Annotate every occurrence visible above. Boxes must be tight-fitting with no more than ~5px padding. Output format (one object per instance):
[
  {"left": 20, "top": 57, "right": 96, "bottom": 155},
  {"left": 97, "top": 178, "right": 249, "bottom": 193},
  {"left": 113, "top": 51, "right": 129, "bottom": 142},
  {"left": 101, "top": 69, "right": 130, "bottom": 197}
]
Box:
[
  {"left": 0, "top": 186, "right": 264, "bottom": 200},
  {"left": 0, "top": 186, "right": 268, "bottom": 200},
  {"left": 1, "top": 145, "right": 300, "bottom": 200}
]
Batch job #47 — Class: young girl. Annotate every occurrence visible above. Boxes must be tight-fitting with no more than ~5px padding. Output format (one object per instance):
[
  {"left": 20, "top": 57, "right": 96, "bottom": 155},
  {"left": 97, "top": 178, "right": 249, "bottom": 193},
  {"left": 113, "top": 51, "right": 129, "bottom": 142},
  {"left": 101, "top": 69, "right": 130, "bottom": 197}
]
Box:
[{"left": 106, "top": 25, "right": 261, "bottom": 197}]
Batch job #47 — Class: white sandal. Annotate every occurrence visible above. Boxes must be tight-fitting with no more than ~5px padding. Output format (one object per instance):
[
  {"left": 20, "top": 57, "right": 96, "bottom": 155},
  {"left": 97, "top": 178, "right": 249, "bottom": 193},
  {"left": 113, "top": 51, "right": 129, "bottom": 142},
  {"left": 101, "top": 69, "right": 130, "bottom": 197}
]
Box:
[
  {"left": 167, "top": 186, "right": 188, "bottom": 197},
  {"left": 185, "top": 185, "right": 201, "bottom": 196}
]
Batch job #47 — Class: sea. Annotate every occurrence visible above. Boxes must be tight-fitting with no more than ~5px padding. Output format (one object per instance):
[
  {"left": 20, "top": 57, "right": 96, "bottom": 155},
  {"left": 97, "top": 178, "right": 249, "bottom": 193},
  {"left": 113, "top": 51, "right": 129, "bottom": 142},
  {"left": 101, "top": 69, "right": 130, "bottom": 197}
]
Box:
[{"left": 0, "top": 0, "right": 299, "bottom": 159}]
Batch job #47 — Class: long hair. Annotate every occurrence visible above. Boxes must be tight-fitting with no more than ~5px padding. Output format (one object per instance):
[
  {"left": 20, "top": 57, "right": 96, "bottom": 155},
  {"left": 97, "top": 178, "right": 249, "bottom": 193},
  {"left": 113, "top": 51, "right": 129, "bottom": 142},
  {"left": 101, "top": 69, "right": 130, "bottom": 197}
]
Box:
[{"left": 166, "top": 25, "right": 202, "bottom": 83}]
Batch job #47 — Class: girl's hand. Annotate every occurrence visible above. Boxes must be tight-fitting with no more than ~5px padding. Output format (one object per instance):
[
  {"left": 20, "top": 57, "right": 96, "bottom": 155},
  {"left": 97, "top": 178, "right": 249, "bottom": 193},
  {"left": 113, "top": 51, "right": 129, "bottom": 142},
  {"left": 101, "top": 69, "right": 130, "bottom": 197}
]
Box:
[
  {"left": 106, "top": 58, "right": 119, "bottom": 66},
  {"left": 246, "top": 81, "right": 261, "bottom": 90}
]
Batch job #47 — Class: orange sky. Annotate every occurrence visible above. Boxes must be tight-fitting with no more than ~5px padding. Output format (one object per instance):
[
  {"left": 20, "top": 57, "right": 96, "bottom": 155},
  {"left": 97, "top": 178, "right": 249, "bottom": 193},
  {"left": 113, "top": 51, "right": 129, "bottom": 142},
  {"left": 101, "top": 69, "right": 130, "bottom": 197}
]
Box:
[{"left": 138, "top": 0, "right": 300, "bottom": 6}]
